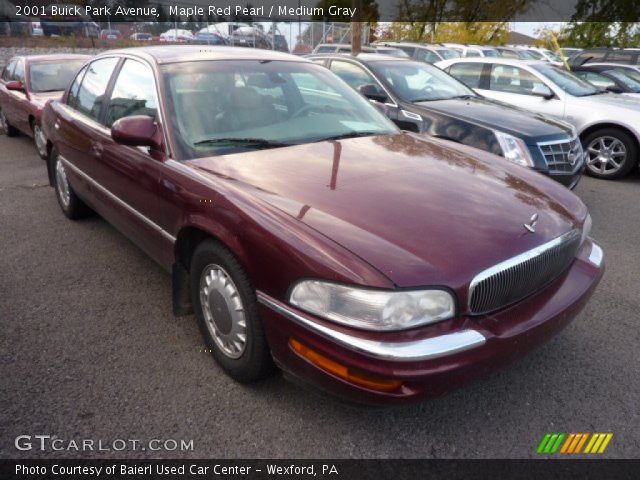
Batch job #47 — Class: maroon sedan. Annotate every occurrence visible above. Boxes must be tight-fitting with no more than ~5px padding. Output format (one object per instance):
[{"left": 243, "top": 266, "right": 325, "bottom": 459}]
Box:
[
  {"left": 41, "top": 46, "right": 604, "bottom": 405},
  {"left": 0, "top": 54, "right": 89, "bottom": 159}
]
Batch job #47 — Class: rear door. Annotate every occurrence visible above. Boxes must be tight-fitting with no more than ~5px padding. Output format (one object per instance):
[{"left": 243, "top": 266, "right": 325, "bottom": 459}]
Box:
[
  {"left": 4, "top": 58, "right": 28, "bottom": 130},
  {"left": 0, "top": 59, "right": 16, "bottom": 122}
]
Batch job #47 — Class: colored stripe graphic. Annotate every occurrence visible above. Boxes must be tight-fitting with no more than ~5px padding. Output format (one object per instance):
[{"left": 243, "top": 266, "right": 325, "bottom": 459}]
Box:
[{"left": 538, "top": 433, "right": 613, "bottom": 454}]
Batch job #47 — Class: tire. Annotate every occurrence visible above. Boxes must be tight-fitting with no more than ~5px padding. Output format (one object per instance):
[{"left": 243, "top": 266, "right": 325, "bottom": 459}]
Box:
[
  {"left": 32, "top": 121, "right": 48, "bottom": 160},
  {"left": 583, "top": 128, "right": 638, "bottom": 179},
  {"left": 0, "top": 108, "right": 19, "bottom": 137},
  {"left": 190, "top": 239, "right": 273, "bottom": 383},
  {"left": 51, "top": 149, "right": 91, "bottom": 219}
]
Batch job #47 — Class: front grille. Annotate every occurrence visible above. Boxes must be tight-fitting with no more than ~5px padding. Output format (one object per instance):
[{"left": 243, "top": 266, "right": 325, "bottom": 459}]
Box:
[
  {"left": 469, "top": 230, "right": 581, "bottom": 314},
  {"left": 538, "top": 137, "right": 584, "bottom": 173}
]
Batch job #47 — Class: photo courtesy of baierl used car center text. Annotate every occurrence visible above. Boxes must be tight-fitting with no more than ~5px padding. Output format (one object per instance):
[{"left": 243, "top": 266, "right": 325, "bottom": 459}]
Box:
[{"left": 0, "top": 0, "right": 639, "bottom": 479}]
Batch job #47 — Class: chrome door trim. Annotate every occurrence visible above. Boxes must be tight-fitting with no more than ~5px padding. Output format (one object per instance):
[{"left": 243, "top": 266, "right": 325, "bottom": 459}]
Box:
[{"left": 60, "top": 156, "right": 176, "bottom": 243}]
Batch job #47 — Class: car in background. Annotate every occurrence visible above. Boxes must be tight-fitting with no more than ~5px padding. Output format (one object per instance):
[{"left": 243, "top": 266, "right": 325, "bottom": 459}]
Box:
[
  {"left": 130, "top": 32, "right": 153, "bottom": 41},
  {"left": 439, "top": 57, "right": 640, "bottom": 179},
  {"left": 571, "top": 64, "right": 640, "bottom": 97},
  {"left": 374, "top": 46, "right": 410, "bottom": 58},
  {"left": 443, "top": 44, "right": 499, "bottom": 58},
  {"left": 312, "top": 43, "right": 377, "bottom": 54},
  {"left": 230, "top": 26, "right": 272, "bottom": 49},
  {"left": 160, "top": 29, "right": 195, "bottom": 43},
  {"left": 559, "top": 48, "right": 582, "bottom": 59},
  {"left": 374, "top": 42, "right": 460, "bottom": 62},
  {"left": 310, "top": 53, "right": 583, "bottom": 188},
  {"left": 100, "top": 29, "right": 121, "bottom": 40},
  {"left": 194, "top": 30, "right": 227, "bottom": 45},
  {"left": 40, "top": 5, "right": 98, "bottom": 37},
  {"left": 570, "top": 48, "right": 640, "bottom": 67},
  {"left": 41, "top": 45, "right": 603, "bottom": 405},
  {"left": 31, "top": 22, "right": 43, "bottom": 36},
  {"left": 518, "top": 47, "right": 564, "bottom": 66},
  {"left": 0, "top": 54, "right": 88, "bottom": 159},
  {"left": 494, "top": 47, "right": 538, "bottom": 60}
]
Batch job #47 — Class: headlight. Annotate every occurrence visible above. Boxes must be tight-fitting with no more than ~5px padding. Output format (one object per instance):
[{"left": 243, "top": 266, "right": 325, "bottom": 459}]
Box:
[
  {"left": 289, "top": 280, "right": 455, "bottom": 331},
  {"left": 581, "top": 212, "right": 592, "bottom": 245},
  {"left": 494, "top": 131, "right": 534, "bottom": 168}
]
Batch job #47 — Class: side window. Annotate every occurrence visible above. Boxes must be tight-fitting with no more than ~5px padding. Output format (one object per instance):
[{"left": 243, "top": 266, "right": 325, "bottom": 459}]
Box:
[
  {"left": 106, "top": 59, "right": 158, "bottom": 127},
  {"left": 2, "top": 60, "right": 16, "bottom": 81},
  {"left": 397, "top": 46, "right": 416, "bottom": 57},
  {"left": 13, "top": 60, "right": 25, "bottom": 83},
  {"left": 489, "top": 65, "right": 545, "bottom": 95},
  {"left": 465, "top": 49, "right": 481, "bottom": 58},
  {"left": 605, "top": 51, "right": 633, "bottom": 63},
  {"left": 416, "top": 49, "right": 440, "bottom": 64},
  {"left": 74, "top": 57, "right": 119, "bottom": 122},
  {"left": 67, "top": 65, "right": 88, "bottom": 109},
  {"left": 448, "top": 62, "right": 484, "bottom": 88},
  {"left": 330, "top": 61, "right": 376, "bottom": 90}
]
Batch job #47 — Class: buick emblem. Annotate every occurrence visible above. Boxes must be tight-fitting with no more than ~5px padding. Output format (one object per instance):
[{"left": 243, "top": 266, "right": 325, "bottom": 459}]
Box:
[{"left": 524, "top": 213, "right": 539, "bottom": 233}]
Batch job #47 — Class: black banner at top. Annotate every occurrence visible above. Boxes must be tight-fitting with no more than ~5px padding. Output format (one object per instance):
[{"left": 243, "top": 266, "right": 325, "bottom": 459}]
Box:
[{"left": 1, "top": 0, "right": 640, "bottom": 23}]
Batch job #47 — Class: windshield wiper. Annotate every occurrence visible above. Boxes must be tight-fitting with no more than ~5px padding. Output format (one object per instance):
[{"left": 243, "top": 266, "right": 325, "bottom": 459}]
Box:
[
  {"left": 580, "top": 90, "right": 608, "bottom": 96},
  {"left": 193, "top": 138, "right": 293, "bottom": 148},
  {"left": 319, "top": 131, "right": 381, "bottom": 141}
]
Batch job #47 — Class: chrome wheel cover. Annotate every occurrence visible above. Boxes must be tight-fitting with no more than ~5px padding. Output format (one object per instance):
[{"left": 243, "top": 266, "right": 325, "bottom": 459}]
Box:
[
  {"left": 34, "top": 124, "right": 47, "bottom": 157},
  {"left": 55, "top": 157, "right": 71, "bottom": 208},
  {"left": 586, "top": 136, "right": 627, "bottom": 175},
  {"left": 199, "top": 264, "right": 247, "bottom": 359}
]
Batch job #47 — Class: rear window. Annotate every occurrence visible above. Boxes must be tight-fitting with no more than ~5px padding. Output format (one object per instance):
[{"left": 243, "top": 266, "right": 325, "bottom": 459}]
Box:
[{"left": 29, "top": 60, "right": 86, "bottom": 93}]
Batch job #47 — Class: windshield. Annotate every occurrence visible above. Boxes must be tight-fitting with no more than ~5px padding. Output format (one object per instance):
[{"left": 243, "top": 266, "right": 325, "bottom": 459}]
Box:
[
  {"left": 162, "top": 60, "right": 397, "bottom": 159},
  {"left": 542, "top": 50, "right": 563, "bottom": 62},
  {"left": 369, "top": 60, "right": 475, "bottom": 102},
  {"left": 438, "top": 49, "right": 460, "bottom": 59},
  {"left": 606, "top": 69, "right": 640, "bottom": 92},
  {"left": 29, "top": 60, "right": 86, "bottom": 92},
  {"left": 482, "top": 49, "right": 499, "bottom": 57},
  {"left": 518, "top": 50, "right": 537, "bottom": 60},
  {"left": 525, "top": 50, "right": 544, "bottom": 60},
  {"left": 532, "top": 64, "right": 599, "bottom": 96}
]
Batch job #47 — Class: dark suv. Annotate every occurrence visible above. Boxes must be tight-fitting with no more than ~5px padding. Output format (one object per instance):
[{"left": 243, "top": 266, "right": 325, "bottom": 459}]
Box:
[
  {"left": 570, "top": 48, "right": 640, "bottom": 67},
  {"left": 309, "top": 53, "right": 584, "bottom": 188}
]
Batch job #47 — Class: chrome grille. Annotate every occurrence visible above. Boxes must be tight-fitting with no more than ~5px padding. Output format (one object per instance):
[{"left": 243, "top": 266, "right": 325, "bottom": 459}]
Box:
[
  {"left": 538, "top": 137, "right": 584, "bottom": 173},
  {"left": 469, "top": 230, "right": 581, "bottom": 315}
]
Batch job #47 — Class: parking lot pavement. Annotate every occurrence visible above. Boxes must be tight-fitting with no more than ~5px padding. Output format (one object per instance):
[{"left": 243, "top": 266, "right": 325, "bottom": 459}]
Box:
[{"left": 1, "top": 132, "right": 639, "bottom": 459}]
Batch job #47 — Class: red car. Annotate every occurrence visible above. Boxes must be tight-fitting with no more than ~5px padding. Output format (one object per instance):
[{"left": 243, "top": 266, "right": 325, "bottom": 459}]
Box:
[
  {"left": 41, "top": 47, "right": 604, "bottom": 405},
  {"left": 0, "top": 54, "right": 89, "bottom": 159}
]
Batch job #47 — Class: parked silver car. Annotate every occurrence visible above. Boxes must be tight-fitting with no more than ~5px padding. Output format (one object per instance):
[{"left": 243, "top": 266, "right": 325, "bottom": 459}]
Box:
[{"left": 437, "top": 58, "right": 640, "bottom": 179}]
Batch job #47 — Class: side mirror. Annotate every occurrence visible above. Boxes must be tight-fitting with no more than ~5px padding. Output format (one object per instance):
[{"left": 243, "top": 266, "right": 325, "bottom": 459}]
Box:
[
  {"left": 6, "top": 80, "right": 24, "bottom": 92},
  {"left": 111, "top": 115, "right": 162, "bottom": 151},
  {"left": 358, "top": 84, "right": 387, "bottom": 103},
  {"left": 532, "top": 84, "right": 554, "bottom": 99}
]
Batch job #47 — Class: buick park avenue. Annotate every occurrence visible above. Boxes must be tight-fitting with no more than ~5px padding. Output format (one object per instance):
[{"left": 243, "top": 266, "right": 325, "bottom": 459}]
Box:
[{"left": 41, "top": 47, "right": 604, "bottom": 404}]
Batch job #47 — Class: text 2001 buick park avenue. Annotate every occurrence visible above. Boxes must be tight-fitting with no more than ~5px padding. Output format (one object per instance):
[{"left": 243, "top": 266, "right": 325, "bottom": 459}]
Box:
[{"left": 42, "top": 46, "right": 604, "bottom": 405}]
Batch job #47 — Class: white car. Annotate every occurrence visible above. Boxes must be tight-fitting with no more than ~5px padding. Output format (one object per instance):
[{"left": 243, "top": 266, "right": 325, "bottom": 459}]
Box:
[
  {"left": 159, "top": 29, "right": 194, "bottom": 43},
  {"left": 437, "top": 57, "right": 640, "bottom": 179},
  {"left": 442, "top": 43, "right": 499, "bottom": 58},
  {"left": 517, "top": 47, "right": 564, "bottom": 66}
]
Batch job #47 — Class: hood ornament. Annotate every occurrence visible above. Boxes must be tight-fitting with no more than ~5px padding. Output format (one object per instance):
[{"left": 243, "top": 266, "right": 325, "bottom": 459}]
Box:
[{"left": 524, "top": 213, "right": 539, "bottom": 233}]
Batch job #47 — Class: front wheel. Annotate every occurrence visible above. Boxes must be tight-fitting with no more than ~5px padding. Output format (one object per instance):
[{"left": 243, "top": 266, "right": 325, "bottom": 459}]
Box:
[
  {"left": 190, "top": 239, "right": 273, "bottom": 383},
  {"left": 583, "top": 128, "right": 638, "bottom": 179},
  {"left": 51, "top": 150, "right": 91, "bottom": 219},
  {"left": 33, "top": 122, "right": 48, "bottom": 159}
]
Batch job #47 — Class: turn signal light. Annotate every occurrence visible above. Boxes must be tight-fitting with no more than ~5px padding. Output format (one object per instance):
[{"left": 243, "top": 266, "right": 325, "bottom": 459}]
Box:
[{"left": 289, "top": 338, "right": 402, "bottom": 392}]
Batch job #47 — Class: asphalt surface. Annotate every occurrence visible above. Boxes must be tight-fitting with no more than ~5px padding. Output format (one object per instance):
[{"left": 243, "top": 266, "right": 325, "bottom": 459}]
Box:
[{"left": 1, "top": 132, "right": 639, "bottom": 459}]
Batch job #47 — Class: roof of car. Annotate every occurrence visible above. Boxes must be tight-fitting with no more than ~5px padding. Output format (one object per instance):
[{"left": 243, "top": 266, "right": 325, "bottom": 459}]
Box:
[
  {"left": 98, "top": 45, "right": 307, "bottom": 64},
  {"left": 23, "top": 54, "right": 91, "bottom": 63},
  {"left": 440, "top": 57, "right": 546, "bottom": 66}
]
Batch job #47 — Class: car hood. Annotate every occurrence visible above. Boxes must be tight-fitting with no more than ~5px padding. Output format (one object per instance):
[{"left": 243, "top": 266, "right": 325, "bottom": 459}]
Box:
[
  {"left": 414, "top": 96, "right": 573, "bottom": 143},
  {"left": 189, "top": 134, "right": 586, "bottom": 291}
]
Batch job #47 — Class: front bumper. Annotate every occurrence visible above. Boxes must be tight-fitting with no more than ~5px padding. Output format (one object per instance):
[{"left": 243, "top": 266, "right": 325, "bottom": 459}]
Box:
[{"left": 258, "top": 239, "right": 604, "bottom": 405}]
